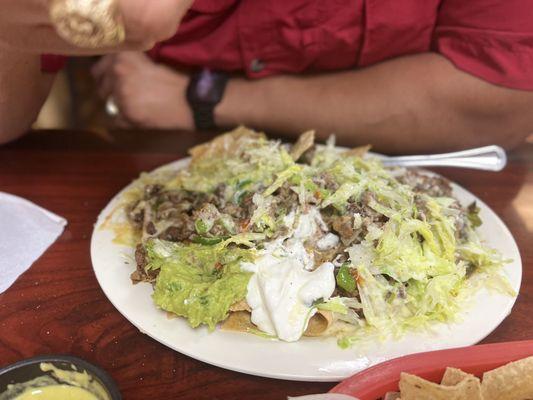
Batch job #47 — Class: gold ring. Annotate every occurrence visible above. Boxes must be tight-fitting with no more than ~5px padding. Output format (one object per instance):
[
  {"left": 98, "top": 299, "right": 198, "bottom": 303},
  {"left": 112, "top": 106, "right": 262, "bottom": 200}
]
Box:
[{"left": 49, "top": 0, "right": 125, "bottom": 48}]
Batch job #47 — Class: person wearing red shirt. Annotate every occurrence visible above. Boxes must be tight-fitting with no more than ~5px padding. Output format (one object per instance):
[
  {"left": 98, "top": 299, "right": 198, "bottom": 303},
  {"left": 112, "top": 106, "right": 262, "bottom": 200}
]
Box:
[{"left": 2, "top": 0, "right": 533, "bottom": 153}]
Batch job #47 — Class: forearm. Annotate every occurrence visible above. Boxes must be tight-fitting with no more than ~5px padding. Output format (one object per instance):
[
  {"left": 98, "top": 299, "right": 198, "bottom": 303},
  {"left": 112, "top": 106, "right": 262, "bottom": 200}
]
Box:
[
  {"left": 0, "top": 50, "right": 54, "bottom": 144},
  {"left": 216, "top": 53, "right": 533, "bottom": 153}
]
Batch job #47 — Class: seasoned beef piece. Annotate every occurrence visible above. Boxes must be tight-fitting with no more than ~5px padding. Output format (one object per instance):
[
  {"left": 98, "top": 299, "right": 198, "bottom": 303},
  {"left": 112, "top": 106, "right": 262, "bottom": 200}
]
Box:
[
  {"left": 128, "top": 200, "right": 145, "bottom": 226},
  {"left": 240, "top": 192, "right": 255, "bottom": 215},
  {"left": 141, "top": 201, "right": 155, "bottom": 240},
  {"left": 158, "top": 226, "right": 182, "bottom": 241},
  {"left": 214, "top": 184, "right": 227, "bottom": 198},
  {"left": 210, "top": 224, "right": 227, "bottom": 237},
  {"left": 135, "top": 244, "right": 147, "bottom": 269},
  {"left": 188, "top": 192, "right": 210, "bottom": 209},
  {"left": 131, "top": 244, "right": 159, "bottom": 283},
  {"left": 450, "top": 201, "right": 468, "bottom": 240},
  {"left": 144, "top": 184, "right": 163, "bottom": 199},
  {"left": 157, "top": 201, "right": 180, "bottom": 220},
  {"left": 221, "top": 202, "right": 247, "bottom": 220},
  {"left": 157, "top": 212, "right": 196, "bottom": 242},
  {"left": 330, "top": 215, "right": 358, "bottom": 246},
  {"left": 313, "top": 172, "right": 339, "bottom": 192},
  {"left": 399, "top": 170, "right": 452, "bottom": 197},
  {"left": 274, "top": 182, "right": 299, "bottom": 215},
  {"left": 414, "top": 194, "right": 428, "bottom": 220},
  {"left": 194, "top": 202, "right": 220, "bottom": 219},
  {"left": 213, "top": 184, "right": 228, "bottom": 208},
  {"left": 145, "top": 221, "right": 157, "bottom": 235},
  {"left": 323, "top": 193, "right": 387, "bottom": 247},
  {"left": 166, "top": 190, "right": 188, "bottom": 204},
  {"left": 313, "top": 247, "right": 342, "bottom": 266},
  {"left": 347, "top": 191, "right": 388, "bottom": 226},
  {"left": 217, "top": 191, "right": 254, "bottom": 223}
]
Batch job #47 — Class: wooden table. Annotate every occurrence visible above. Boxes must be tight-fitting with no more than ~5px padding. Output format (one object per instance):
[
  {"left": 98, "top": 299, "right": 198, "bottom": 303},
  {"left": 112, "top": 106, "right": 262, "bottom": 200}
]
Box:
[{"left": 0, "top": 130, "right": 531, "bottom": 400}]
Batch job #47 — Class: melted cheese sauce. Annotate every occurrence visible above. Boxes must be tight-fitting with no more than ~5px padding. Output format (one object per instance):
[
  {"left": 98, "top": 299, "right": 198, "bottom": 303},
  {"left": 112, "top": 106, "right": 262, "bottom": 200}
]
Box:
[
  {"left": 1, "top": 363, "right": 109, "bottom": 400},
  {"left": 15, "top": 385, "right": 98, "bottom": 400},
  {"left": 241, "top": 209, "right": 336, "bottom": 341}
]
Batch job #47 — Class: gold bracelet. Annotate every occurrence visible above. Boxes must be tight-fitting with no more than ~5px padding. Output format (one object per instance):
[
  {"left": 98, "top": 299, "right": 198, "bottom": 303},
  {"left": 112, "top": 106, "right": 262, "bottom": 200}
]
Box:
[{"left": 49, "top": 0, "right": 125, "bottom": 48}]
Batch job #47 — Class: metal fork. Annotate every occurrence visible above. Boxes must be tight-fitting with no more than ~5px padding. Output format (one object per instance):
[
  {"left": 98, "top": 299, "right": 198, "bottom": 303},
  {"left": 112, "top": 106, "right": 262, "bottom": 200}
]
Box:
[{"left": 380, "top": 145, "right": 507, "bottom": 171}]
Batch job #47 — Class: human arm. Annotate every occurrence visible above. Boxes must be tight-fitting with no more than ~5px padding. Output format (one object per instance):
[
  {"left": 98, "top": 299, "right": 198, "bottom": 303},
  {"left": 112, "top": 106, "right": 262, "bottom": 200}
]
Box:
[
  {"left": 0, "top": 0, "right": 193, "bottom": 144},
  {"left": 0, "top": 51, "right": 55, "bottom": 144},
  {"left": 94, "top": 51, "right": 532, "bottom": 154},
  {"left": 215, "top": 53, "right": 533, "bottom": 154},
  {"left": 91, "top": 52, "right": 194, "bottom": 129}
]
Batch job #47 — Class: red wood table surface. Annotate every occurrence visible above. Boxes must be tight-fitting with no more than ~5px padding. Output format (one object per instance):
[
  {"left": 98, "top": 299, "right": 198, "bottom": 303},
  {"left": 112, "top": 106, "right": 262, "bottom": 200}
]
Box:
[{"left": 0, "top": 130, "right": 531, "bottom": 400}]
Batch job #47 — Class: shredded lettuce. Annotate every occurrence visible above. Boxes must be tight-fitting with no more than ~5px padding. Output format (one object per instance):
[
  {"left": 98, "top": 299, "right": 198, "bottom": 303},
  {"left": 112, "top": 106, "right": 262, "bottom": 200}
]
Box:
[
  {"left": 263, "top": 164, "right": 302, "bottom": 196},
  {"left": 219, "top": 233, "right": 266, "bottom": 248},
  {"left": 316, "top": 297, "right": 349, "bottom": 314},
  {"left": 177, "top": 127, "right": 293, "bottom": 194},
  {"left": 249, "top": 194, "right": 276, "bottom": 231},
  {"left": 130, "top": 128, "right": 514, "bottom": 348},
  {"left": 321, "top": 181, "right": 365, "bottom": 211}
]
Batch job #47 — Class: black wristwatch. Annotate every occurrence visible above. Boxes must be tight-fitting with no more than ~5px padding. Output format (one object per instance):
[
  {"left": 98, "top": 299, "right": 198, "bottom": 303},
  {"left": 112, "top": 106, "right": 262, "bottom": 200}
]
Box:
[{"left": 186, "top": 69, "right": 228, "bottom": 130}]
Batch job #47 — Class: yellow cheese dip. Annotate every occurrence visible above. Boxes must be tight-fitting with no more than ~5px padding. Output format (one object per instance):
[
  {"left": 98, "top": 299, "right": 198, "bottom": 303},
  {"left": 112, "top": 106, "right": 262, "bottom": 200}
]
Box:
[
  {"left": 0, "top": 362, "right": 110, "bottom": 400},
  {"left": 15, "top": 385, "right": 98, "bottom": 400}
]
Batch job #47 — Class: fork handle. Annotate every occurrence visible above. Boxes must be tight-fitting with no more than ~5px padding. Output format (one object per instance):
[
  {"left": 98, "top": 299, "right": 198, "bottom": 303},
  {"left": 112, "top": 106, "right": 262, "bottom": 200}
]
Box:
[{"left": 381, "top": 145, "right": 507, "bottom": 171}]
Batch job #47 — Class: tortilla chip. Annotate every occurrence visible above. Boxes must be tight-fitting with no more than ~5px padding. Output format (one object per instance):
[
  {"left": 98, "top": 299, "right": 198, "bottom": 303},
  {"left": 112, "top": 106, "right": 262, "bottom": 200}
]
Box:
[
  {"left": 222, "top": 309, "right": 334, "bottom": 337},
  {"left": 290, "top": 130, "right": 315, "bottom": 161},
  {"left": 220, "top": 311, "right": 255, "bottom": 332},
  {"left": 383, "top": 392, "right": 401, "bottom": 400},
  {"left": 343, "top": 144, "right": 372, "bottom": 158},
  {"left": 166, "top": 312, "right": 178, "bottom": 319},
  {"left": 304, "top": 310, "right": 333, "bottom": 337},
  {"left": 229, "top": 299, "right": 251, "bottom": 312},
  {"left": 441, "top": 367, "right": 476, "bottom": 386},
  {"left": 189, "top": 126, "right": 265, "bottom": 163},
  {"left": 481, "top": 356, "right": 533, "bottom": 400},
  {"left": 399, "top": 372, "right": 482, "bottom": 400}
]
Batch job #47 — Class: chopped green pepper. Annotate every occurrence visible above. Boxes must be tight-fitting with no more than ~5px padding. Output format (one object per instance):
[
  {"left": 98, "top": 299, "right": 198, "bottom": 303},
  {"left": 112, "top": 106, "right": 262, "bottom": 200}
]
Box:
[
  {"left": 192, "top": 236, "right": 225, "bottom": 245},
  {"left": 194, "top": 219, "right": 210, "bottom": 235},
  {"left": 236, "top": 179, "right": 252, "bottom": 190},
  {"left": 336, "top": 263, "right": 356, "bottom": 293},
  {"left": 467, "top": 201, "right": 482, "bottom": 228}
]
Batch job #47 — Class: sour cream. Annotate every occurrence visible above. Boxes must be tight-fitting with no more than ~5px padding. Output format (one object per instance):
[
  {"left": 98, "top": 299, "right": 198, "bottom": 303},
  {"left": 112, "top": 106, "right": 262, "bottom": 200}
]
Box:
[
  {"left": 241, "top": 209, "right": 336, "bottom": 342},
  {"left": 316, "top": 233, "right": 339, "bottom": 251}
]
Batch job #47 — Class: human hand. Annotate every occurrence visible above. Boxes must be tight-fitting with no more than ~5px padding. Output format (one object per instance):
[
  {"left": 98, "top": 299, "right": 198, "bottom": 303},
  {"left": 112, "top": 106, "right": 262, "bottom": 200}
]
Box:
[
  {"left": 92, "top": 51, "right": 194, "bottom": 129},
  {"left": 0, "top": 0, "right": 193, "bottom": 55}
]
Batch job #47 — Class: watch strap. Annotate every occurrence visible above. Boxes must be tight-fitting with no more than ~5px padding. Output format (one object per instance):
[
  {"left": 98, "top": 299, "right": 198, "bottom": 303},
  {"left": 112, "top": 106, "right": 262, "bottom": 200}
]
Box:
[
  {"left": 191, "top": 102, "right": 218, "bottom": 131},
  {"left": 186, "top": 69, "right": 228, "bottom": 130}
]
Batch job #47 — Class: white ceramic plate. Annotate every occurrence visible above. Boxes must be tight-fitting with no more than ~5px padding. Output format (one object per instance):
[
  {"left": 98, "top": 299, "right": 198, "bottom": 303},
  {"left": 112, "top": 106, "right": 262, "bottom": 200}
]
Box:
[{"left": 90, "top": 158, "right": 522, "bottom": 382}]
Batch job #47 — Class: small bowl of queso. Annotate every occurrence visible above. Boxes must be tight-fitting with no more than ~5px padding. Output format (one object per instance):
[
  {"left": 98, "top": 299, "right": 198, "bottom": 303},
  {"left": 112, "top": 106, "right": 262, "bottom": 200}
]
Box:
[{"left": 0, "top": 355, "right": 121, "bottom": 400}]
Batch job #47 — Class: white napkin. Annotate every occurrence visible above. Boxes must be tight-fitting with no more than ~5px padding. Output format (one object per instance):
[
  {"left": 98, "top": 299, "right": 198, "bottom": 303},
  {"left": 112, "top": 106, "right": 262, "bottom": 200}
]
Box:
[{"left": 0, "top": 192, "right": 67, "bottom": 293}]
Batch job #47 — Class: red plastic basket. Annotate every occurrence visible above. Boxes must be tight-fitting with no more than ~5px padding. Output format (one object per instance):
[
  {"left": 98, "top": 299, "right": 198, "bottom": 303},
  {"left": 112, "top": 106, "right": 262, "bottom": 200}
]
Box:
[{"left": 330, "top": 340, "right": 533, "bottom": 400}]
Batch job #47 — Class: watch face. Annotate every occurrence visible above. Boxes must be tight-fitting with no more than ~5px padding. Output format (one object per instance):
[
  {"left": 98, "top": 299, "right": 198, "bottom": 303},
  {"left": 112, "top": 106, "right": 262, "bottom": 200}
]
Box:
[{"left": 195, "top": 70, "right": 226, "bottom": 104}]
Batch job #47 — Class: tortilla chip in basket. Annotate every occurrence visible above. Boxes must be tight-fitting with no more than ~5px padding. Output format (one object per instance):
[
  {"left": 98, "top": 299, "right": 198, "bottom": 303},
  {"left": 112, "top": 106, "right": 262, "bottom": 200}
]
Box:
[
  {"left": 399, "top": 371, "right": 482, "bottom": 400},
  {"left": 441, "top": 367, "right": 477, "bottom": 386},
  {"left": 480, "top": 356, "right": 533, "bottom": 400}
]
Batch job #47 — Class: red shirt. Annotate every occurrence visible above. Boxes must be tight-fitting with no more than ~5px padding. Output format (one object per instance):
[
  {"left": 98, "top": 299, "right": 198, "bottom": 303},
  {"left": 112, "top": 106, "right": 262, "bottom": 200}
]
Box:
[{"left": 43, "top": 0, "right": 533, "bottom": 90}]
